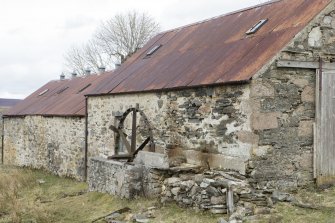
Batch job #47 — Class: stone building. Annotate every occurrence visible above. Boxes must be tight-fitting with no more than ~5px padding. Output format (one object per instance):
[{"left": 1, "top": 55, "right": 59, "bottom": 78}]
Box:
[
  {"left": 86, "top": 0, "right": 335, "bottom": 194},
  {"left": 3, "top": 0, "right": 335, "bottom": 212},
  {"left": 0, "top": 98, "right": 21, "bottom": 163},
  {"left": 2, "top": 73, "right": 111, "bottom": 180}
]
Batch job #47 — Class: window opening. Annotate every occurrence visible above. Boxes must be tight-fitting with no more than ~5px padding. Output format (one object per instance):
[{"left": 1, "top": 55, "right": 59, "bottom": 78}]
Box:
[
  {"left": 56, "top": 86, "right": 69, "bottom": 94},
  {"left": 38, "top": 89, "right": 49, "bottom": 96},
  {"left": 77, "top": 84, "right": 92, "bottom": 94},
  {"left": 145, "top": 44, "right": 162, "bottom": 57},
  {"left": 246, "top": 19, "right": 268, "bottom": 35}
]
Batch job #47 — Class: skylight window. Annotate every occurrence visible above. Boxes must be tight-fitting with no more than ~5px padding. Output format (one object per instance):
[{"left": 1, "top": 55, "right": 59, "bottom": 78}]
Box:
[
  {"left": 38, "top": 89, "right": 49, "bottom": 96},
  {"left": 145, "top": 44, "right": 162, "bottom": 57},
  {"left": 77, "top": 84, "right": 92, "bottom": 94},
  {"left": 246, "top": 19, "right": 268, "bottom": 35},
  {"left": 56, "top": 86, "right": 69, "bottom": 94}
]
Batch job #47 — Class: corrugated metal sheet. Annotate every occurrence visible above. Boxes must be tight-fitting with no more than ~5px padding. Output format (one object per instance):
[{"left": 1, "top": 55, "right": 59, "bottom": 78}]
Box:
[
  {"left": 4, "top": 72, "right": 112, "bottom": 117},
  {"left": 88, "top": 0, "right": 331, "bottom": 95},
  {"left": 5, "top": 0, "right": 331, "bottom": 117}
]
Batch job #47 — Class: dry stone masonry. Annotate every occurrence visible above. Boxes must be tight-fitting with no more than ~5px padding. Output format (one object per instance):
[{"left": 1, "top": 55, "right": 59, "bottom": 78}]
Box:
[
  {"left": 248, "top": 5, "right": 335, "bottom": 191},
  {"left": 3, "top": 116, "right": 86, "bottom": 180},
  {"left": 88, "top": 157, "right": 164, "bottom": 199},
  {"left": 0, "top": 108, "right": 4, "bottom": 163},
  {"left": 87, "top": 3, "right": 335, "bottom": 217},
  {"left": 87, "top": 84, "right": 251, "bottom": 174},
  {"left": 4, "top": 1, "right": 335, "bottom": 221},
  {"left": 160, "top": 169, "right": 276, "bottom": 221}
]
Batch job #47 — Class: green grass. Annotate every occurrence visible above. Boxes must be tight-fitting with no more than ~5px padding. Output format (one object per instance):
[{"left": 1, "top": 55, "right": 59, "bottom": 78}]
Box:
[
  {"left": 1, "top": 166, "right": 335, "bottom": 223},
  {"left": 245, "top": 186, "right": 335, "bottom": 223},
  {"left": 0, "top": 165, "right": 218, "bottom": 223}
]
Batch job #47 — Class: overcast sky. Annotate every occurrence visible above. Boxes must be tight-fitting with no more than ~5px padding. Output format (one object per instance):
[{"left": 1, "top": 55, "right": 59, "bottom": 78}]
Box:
[{"left": 0, "top": 0, "right": 266, "bottom": 99}]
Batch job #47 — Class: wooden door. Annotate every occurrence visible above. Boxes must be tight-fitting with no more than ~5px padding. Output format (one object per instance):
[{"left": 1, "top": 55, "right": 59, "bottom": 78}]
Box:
[{"left": 315, "top": 69, "right": 335, "bottom": 186}]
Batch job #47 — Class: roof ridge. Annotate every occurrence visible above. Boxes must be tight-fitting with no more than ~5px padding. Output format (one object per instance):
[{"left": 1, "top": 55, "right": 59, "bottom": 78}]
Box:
[{"left": 160, "top": 0, "right": 282, "bottom": 34}]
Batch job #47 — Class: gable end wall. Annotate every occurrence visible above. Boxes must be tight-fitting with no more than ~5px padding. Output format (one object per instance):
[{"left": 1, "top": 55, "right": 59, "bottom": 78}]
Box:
[{"left": 249, "top": 2, "right": 335, "bottom": 190}]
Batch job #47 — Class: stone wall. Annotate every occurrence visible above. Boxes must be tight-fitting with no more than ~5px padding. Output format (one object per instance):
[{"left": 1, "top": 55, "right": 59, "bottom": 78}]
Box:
[
  {"left": 87, "top": 11, "right": 331, "bottom": 191},
  {"left": 248, "top": 66, "right": 316, "bottom": 190},
  {"left": 88, "top": 157, "right": 164, "bottom": 199},
  {"left": 87, "top": 67, "right": 316, "bottom": 191},
  {"left": 87, "top": 85, "right": 252, "bottom": 174},
  {"left": 0, "top": 107, "right": 6, "bottom": 163},
  {"left": 161, "top": 169, "right": 272, "bottom": 219},
  {"left": 87, "top": 2, "right": 335, "bottom": 193},
  {"left": 247, "top": 4, "right": 335, "bottom": 191},
  {"left": 3, "top": 116, "right": 85, "bottom": 180}
]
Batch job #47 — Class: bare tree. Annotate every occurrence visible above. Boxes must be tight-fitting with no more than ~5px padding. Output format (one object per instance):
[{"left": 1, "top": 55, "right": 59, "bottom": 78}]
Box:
[
  {"left": 64, "top": 46, "right": 87, "bottom": 75},
  {"left": 64, "top": 11, "right": 160, "bottom": 75},
  {"left": 96, "top": 11, "right": 160, "bottom": 63}
]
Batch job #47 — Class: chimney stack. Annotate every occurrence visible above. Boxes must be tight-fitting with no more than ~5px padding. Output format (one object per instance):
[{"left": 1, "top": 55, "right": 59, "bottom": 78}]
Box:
[
  {"left": 98, "top": 67, "right": 106, "bottom": 73},
  {"left": 71, "top": 72, "right": 77, "bottom": 78},
  {"left": 85, "top": 69, "right": 91, "bottom": 75},
  {"left": 60, "top": 73, "right": 65, "bottom": 80}
]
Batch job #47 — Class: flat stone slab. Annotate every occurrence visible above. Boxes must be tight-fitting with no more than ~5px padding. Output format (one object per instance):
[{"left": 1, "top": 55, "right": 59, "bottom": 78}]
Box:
[{"left": 134, "top": 151, "right": 169, "bottom": 169}]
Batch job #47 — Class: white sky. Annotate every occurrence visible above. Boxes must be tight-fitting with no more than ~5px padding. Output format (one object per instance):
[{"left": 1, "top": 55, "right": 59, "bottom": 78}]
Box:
[{"left": 0, "top": 0, "right": 266, "bottom": 99}]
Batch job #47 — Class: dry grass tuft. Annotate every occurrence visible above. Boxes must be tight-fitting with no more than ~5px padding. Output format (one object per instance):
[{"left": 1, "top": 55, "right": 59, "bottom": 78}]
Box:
[{"left": 0, "top": 168, "right": 36, "bottom": 222}]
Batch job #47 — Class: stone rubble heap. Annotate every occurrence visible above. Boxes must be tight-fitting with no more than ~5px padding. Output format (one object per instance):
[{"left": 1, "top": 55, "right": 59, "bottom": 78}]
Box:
[{"left": 161, "top": 170, "right": 274, "bottom": 221}]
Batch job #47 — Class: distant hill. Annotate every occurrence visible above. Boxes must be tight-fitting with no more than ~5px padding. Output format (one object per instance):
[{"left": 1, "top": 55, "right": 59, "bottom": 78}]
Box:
[{"left": 0, "top": 98, "right": 21, "bottom": 108}]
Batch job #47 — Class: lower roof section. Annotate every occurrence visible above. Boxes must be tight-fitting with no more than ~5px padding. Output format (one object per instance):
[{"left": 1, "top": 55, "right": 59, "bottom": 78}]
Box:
[{"left": 4, "top": 72, "right": 112, "bottom": 117}]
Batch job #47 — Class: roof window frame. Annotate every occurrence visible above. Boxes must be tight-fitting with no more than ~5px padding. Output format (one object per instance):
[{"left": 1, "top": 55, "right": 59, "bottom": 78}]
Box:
[
  {"left": 77, "top": 83, "right": 92, "bottom": 94},
  {"left": 144, "top": 44, "right": 162, "bottom": 58},
  {"left": 246, "top": 19, "right": 268, "bottom": 35},
  {"left": 38, "top": 89, "right": 49, "bottom": 96},
  {"left": 56, "top": 86, "right": 69, "bottom": 94}
]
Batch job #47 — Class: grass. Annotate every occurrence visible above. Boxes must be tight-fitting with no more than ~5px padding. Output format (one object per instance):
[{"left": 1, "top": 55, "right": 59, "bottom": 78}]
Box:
[
  {"left": 1, "top": 166, "right": 335, "bottom": 223},
  {"left": 0, "top": 165, "right": 218, "bottom": 223},
  {"left": 246, "top": 186, "right": 335, "bottom": 223}
]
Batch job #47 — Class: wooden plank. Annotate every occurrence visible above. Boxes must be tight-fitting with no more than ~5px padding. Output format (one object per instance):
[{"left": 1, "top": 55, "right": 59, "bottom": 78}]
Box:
[
  {"left": 317, "top": 176, "right": 335, "bottom": 186},
  {"left": 277, "top": 60, "right": 335, "bottom": 70},
  {"left": 313, "top": 122, "right": 318, "bottom": 179},
  {"left": 118, "top": 129, "right": 132, "bottom": 154},
  {"left": 315, "top": 70, "right": 320, "bottom": 179},
  {"left": 317, "top": 70, "right": 335, "bottom": 187}
]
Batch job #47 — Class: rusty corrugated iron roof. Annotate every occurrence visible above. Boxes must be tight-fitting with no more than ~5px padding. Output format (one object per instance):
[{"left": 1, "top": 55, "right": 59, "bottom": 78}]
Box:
[
  {"left": 88, "top": 0, "right": 331, "bottom": 95},
  {"left": 5, "top": 0, "right": 331, "bottom": 117},
  {"left": 4, "top": 72, "right": 112, "bottom": 117}
]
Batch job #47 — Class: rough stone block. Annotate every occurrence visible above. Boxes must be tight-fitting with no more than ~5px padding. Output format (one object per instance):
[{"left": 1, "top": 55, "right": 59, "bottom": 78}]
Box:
[
  {"left": 134, "top": 151, "right": 169, "bottom": 169},
  {"left": 275, "top": 83, "right": 300, "bottom": 99},
  {"left": 251, "top": 112, "right": 280, "bottom": 131},
  {"left": 323, "top": 16, "right": 333, "bottom": 26},
  {"left": 291, "top": 78, "right": 309, "bottom": 88},
  {"left": 252, "top": 145, "right": 272, "bottom": 157},
  {"left": 308, "top": 27, "right": 322, "bottom": 48},
  {"left": 301, "top": 86, "right": 314, "bottom": 102},
  {"left": 261, "top": 97, "right": 300, "bottom": 112},
  {"left": 298, "top": 120, "right": 313, "bottom": 137},
  {"left": 236, "top": 131, "right": 259, "bottom": 145},
  {"left": 259, "top": 127, "right": 298, "bottom": 148},
  {"left": 250, "top": 81, "right": 275, "bottom": 98},
  {"left": 218, "top": 143, "right": 252, "bottom": 160}
]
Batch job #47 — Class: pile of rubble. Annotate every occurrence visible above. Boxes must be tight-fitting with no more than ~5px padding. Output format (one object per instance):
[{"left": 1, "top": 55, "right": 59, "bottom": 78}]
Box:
[{"left": 161, "top": 170, "right": 276, "bottom": 221}]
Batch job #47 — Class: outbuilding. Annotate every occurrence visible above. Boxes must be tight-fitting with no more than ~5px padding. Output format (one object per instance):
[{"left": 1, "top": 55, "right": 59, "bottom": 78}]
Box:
[
  {"left": 2, "top": 73, "right": 110, "bottom": 180},
  {"left": 85, "top": 0, "right": 335, "bottom": 194},
  {"left": 3, "top": 0, "right": 335, "bottom": 203}
]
